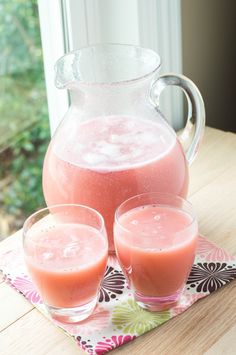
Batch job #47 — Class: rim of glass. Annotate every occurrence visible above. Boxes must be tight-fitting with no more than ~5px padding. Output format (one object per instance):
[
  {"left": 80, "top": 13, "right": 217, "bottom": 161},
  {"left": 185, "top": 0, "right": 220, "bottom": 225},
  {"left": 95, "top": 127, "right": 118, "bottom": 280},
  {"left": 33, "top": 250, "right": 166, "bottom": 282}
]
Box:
[
  {"left": 55, "top": 43, "right": 161, "bottom": 87},
  {"left": 115, "top": 192, "right": 197, "bottom": 237},
  {"left": 23, "top": 203, "right": 105, "bottom": 235}
]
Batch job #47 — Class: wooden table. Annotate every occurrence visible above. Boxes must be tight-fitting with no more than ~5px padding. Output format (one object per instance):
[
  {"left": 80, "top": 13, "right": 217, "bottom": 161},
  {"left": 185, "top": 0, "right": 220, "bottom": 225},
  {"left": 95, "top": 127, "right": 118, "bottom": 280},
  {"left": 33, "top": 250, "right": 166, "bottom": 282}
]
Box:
[{"left": 1, "top": 127, "right": 236, "bottom": 355}]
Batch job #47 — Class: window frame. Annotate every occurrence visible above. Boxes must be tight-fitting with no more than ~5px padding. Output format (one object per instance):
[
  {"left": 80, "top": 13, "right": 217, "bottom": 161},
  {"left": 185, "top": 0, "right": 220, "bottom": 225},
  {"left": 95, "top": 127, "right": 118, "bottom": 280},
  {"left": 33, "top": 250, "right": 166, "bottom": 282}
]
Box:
[{"left": 38, "top": 0, "right": 69, "bottom": 134}]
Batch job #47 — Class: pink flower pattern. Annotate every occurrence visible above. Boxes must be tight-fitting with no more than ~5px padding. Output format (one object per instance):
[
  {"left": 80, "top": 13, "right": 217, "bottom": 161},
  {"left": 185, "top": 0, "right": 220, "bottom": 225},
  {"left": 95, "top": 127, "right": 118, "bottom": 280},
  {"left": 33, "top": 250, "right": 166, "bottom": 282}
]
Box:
[
  {"left": 95, "top": 335, "right": 136, "bottom": 354},
  {"left": 55, "top": 305, "right": 110, "bottom": 336},
  {"left": 0, "top": 248, "right": 24, "bottom": 270},
  {"left": 197, "top": 236, "right": 234, "bottom": 262},
  {"left": 172, "top": 293, "right": 205, "bottom": 316},
  {"left": 13, "top": 276, "right": 42, "bottom": 304}
]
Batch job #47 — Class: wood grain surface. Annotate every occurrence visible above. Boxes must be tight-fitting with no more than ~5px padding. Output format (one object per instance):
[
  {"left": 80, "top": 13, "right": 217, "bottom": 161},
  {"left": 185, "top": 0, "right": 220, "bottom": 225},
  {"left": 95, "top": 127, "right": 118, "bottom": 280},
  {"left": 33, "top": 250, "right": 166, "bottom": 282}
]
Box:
[{"left": 0, "top": 127, "right": 236, "bottom": 355}]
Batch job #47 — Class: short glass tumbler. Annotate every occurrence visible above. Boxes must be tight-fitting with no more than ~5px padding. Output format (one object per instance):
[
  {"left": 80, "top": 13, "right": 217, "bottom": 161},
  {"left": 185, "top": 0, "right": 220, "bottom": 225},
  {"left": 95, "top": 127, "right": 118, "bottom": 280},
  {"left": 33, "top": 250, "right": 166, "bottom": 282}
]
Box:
[
  {"left": 114, "top": 192, "right": 198, "bottom": 311},
  {"left": 23, "top": 204, "right": 108, "bottom": 323}
]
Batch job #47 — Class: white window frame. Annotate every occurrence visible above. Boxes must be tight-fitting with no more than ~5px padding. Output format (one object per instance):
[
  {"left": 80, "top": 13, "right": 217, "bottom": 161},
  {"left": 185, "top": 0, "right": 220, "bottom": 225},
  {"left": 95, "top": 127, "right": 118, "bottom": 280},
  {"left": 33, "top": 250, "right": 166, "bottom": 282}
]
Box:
[
  {"left": 38, "top": 0, "right": 182, "bottom": 134},
  {"left": 38, "top": 0, "right": 69, "bottom": 134}
]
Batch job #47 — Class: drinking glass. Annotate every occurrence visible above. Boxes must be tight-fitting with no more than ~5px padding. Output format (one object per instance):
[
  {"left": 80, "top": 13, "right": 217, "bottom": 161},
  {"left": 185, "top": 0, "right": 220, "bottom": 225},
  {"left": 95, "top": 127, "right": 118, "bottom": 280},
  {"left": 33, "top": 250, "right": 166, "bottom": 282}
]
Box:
[
  {"left": 23, "top": 204, "right": 108, "bottom": 323},
  {"left": 114, "top": 192, "right": 198, "bottom": 311}
]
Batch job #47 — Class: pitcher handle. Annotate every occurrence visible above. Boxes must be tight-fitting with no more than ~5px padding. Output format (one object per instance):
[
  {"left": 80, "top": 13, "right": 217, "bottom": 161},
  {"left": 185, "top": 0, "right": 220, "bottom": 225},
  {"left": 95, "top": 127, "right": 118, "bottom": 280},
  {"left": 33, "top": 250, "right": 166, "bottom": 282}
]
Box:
[{"left": 151, "top": 74, "right": 205, "bottom": 165}]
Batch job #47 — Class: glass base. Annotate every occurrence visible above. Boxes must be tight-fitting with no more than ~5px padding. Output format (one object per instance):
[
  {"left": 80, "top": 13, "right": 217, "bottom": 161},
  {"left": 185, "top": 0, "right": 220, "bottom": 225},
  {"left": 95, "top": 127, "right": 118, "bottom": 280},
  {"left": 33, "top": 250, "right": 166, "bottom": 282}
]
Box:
[
  {"left": 134, "top": 289, "right": 182, "bottom": 311},
  {"left": 45, "top": 297, "right": 97, "bottom": 323}
]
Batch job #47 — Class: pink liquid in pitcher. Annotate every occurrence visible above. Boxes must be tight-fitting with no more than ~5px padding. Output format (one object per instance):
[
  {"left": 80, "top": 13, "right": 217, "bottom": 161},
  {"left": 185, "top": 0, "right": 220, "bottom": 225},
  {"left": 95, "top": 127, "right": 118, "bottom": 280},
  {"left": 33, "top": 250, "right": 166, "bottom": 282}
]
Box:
[
  {"left": 25, "top": 221, "right": 107, "bottom": 308},
  {"left": 114, "top": 205, "right": 198, "bottom": 297},
  {"left": 43, "top": 116, "right": 188, "bottom": 251}
]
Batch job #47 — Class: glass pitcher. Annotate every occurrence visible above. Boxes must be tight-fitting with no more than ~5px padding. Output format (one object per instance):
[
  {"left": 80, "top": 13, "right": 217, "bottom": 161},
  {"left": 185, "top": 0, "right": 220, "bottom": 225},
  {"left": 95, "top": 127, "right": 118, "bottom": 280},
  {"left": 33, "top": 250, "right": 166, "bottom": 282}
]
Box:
[{"left": 42, "top": 44, "right": 205, "bottom": 252}]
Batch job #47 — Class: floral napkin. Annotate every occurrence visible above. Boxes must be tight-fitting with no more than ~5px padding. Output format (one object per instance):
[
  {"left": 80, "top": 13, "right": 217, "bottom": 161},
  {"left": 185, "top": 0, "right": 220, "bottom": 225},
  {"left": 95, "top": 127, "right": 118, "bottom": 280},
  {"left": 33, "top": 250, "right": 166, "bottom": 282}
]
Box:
[{"left": 1, "top": 235, "right": 236, "bottom": 354}]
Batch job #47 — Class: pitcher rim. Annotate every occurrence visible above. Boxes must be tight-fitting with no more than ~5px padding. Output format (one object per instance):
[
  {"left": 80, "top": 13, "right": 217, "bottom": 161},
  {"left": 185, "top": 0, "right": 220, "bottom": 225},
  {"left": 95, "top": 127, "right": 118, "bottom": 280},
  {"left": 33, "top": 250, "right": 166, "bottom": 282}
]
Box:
[{"left": 55, "top": 43, "right": 161, "bottom": 88}]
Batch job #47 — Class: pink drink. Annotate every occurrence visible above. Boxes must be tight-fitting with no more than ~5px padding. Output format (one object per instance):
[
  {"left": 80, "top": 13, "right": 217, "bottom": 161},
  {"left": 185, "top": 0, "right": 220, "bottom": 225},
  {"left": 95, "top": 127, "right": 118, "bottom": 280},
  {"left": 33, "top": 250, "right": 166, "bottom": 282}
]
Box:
[
  {"left": 114, "top": 205, "right": 198, "bottom": 298},
  {"left": 25, "top": 220, "right": 107, "bottom": 308},
  {"left": 43, "top": 116, "right": 188, "bottom": 251}
]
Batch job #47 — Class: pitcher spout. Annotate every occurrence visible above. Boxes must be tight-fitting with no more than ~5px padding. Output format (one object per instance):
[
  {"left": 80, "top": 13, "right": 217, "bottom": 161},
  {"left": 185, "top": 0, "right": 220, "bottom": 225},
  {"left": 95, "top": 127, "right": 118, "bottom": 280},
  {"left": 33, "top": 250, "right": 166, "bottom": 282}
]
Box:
[
  {"left": 55, "top": 44, "right": 161, "bottom": 90},
  {"left": 55, "top": 51, "right": 82, "bottom": 89}
]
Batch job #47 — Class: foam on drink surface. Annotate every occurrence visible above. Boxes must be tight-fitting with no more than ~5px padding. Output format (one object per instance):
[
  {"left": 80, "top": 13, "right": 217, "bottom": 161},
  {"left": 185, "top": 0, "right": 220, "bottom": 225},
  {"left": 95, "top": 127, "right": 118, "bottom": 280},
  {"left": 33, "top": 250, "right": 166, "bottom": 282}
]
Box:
[
  {"left": 54, "top": 116, "right": 176, "bottom": 171},
  {"left": 117, "top": 205, "right": 195, "bottom": 250},
  {"left": 26, "top": 216, "right": 106, "bottom": 271}
]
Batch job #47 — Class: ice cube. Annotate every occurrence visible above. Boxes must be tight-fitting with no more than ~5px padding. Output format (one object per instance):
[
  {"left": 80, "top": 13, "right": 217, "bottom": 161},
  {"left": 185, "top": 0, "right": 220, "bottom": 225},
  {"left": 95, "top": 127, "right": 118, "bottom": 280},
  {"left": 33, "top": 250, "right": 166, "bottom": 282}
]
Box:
[
  {"left": 63, "top": 244, "right": 80, "bottom": 258},
  {"left": 97, "top": 141, "right": 120, "bottom": 158}
]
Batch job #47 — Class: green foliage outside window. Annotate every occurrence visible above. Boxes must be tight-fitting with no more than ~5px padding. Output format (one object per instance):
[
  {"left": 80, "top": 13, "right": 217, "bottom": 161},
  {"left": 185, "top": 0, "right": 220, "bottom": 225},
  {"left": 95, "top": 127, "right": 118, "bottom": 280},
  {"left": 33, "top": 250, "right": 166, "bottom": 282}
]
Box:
[{"left": 0, "top": 0, "right": 50, "bottom": 233}]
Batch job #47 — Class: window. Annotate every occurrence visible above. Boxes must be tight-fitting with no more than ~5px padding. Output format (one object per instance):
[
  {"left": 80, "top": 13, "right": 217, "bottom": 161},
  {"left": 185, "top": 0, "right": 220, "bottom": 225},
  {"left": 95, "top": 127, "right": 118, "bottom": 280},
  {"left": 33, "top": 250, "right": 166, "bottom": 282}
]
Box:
[{"left": 0, "top": 0, "right": 49, "bottom": 239}]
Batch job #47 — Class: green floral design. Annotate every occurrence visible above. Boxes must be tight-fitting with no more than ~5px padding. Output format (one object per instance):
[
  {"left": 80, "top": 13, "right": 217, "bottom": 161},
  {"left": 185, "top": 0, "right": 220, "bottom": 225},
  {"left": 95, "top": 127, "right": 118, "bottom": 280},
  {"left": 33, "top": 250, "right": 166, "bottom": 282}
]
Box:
[{"left": 112, "top": 299, "right": 171, "bottom": 335}]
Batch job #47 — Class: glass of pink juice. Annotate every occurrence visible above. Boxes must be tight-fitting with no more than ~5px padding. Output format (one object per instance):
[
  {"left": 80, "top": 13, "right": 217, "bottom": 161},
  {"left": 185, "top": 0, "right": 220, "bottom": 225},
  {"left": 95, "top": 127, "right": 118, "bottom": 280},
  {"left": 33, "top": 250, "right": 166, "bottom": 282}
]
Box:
[
  {"left": 114, "top": 192, "right": 198, "bottom": 311},
  {"left": 23, "top": 204, "right": 108, "bottom": 323}
]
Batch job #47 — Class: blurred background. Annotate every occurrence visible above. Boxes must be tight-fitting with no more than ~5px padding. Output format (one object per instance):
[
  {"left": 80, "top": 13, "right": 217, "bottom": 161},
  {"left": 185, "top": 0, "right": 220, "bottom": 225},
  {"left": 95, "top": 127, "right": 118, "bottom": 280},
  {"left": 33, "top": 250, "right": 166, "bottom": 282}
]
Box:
[
  {"left": 0, "top": 0, "right": 235, "bottom": 239},
  {"left": 182, "top": 0, "right": 236, "bottom": 132}
]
